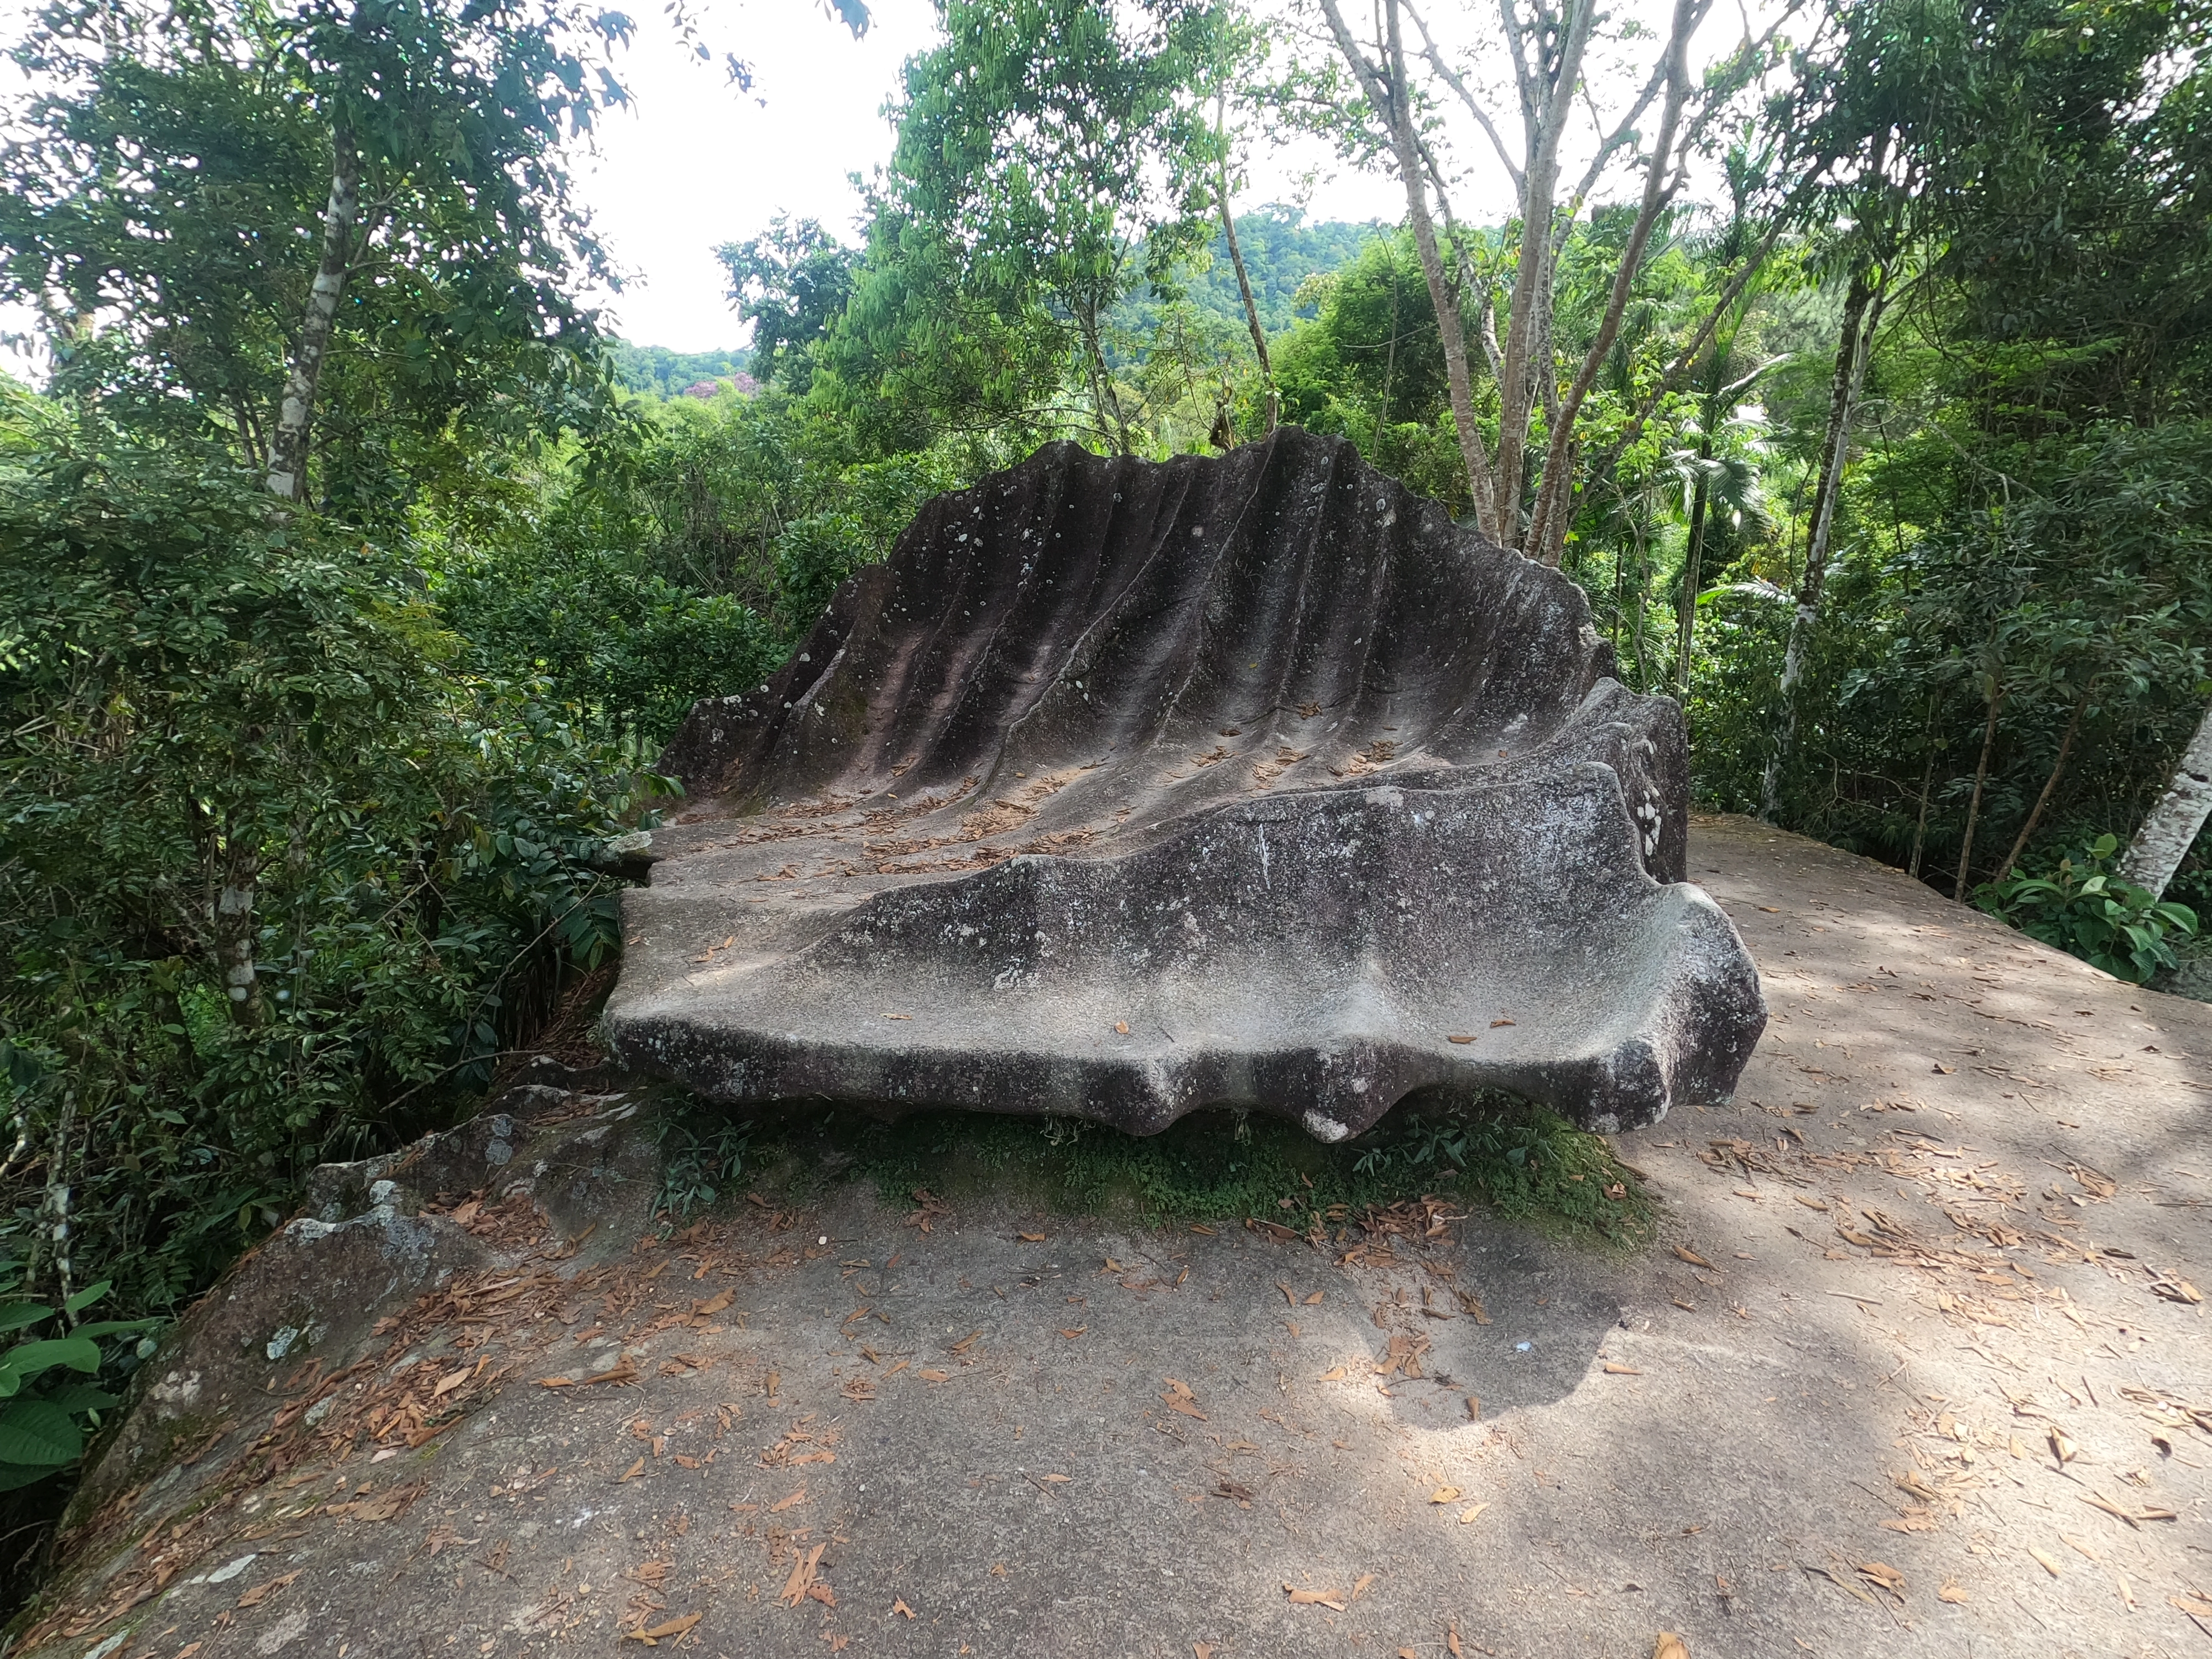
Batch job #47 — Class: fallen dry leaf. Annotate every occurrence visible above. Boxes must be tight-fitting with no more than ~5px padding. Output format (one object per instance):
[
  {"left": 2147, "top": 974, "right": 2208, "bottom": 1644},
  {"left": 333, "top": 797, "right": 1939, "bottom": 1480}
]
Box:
[
  {"left": 1458, "top": 1503, "right": 1489, "bottom": 1525},
  {"left": 236, "top": 1571, "right": 299, "bottom": 1609},
  {"left": 1448, "top": 1627, "right": 1463, "bottom": 1657},
  {"left": 1653, "top": 1636, "right": 1689, "bottom": 1659},
  {"left": 1319, "top": 1366, "right": 1348, "bottom": 1381},
  {"left": 1430, "top": 1485, "right": 1462, "bottom": 1504},
  {"left": 2028, "top": 1546, "right": 2063, "bottom": 1578},
  {"left": 1490, "top": 1017, "right": 1516, "bottom": 1028},
  {"left": 1114, "top": 1020, "right": 1130, "bottom": 1035},
  {"left": 779, "top": 1543, "right": 829, "bottom": 1608},
  {"left": 1938, "top": 1581, "right": 1968, "bottom": 1604},
  {"left": 1447, "top": 1034, "right": 1476, "bottom": 1044},
  {"left": 1672, "top": 1245, "right": 1715, "bottom": 1269},
  {"left": 1058, "top": 1326, "right": 1086, "bottom": 1339},
  {"left": 1160, "top": 1378, "right": 1207, "bottom": 1420},
  {"left": 1284, "top": 1585, "right": 1347, "bottom": 1610},
  {"left": 1018, "top": 1232, "right": 1046, "bottom": 1243},
  {"left": 1351, "top": 1572, "right": 1376, "bottom": 1601},
  {"left": 1857, "top": 1561, "right": 1905, "bottom": 1599},
  {"left": 917, "top": 1369, "right": 951, "bottom": 1384},
  {"left": 619, "top": 1457, "right": 645, "bottom": 1483},
  {"left": 622, "top": 1613, "right": 703, "bottom": 1646},
  {"left": 769, "top": 1488, "right": 806, "bottom": 1513},
  {"left": 893, "top": 1598, "right": 916, "bottom": 1619},
  {"left": 1603, "top": 1362, "right": 1643, "bottom": 1375}
]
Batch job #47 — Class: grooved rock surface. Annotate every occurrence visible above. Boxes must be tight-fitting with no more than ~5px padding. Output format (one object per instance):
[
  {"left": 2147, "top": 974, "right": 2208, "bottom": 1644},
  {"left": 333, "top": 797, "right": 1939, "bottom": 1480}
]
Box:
[{"left": 609, "top": 432, "right": 1765, "bottom": 1133}]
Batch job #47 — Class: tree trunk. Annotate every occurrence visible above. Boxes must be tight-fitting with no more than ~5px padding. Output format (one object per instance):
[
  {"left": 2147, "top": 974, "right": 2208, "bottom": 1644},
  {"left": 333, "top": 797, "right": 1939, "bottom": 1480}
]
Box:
[
  {"left": 1995, "top": 690, "right": 2089, "bottom": 882},
  {"left": 1672, "top": 456, "right": 1712, "bottom": 698},
  {"left": 1524, "top": 0, "right": 1695, "bottom": 567},
  {"left": 1758, "top": 264, "right": 1881, "bottom": 820},
  {"left": 215, "top": 830, "right": 268, "bottom": 1027},
  {"left": 1317, "top": 0, "right": 1500, "bottom": 539},
  {"left": 2120, "top": 698, "right": 2212, "bottom": 901},
  {"left": 1954, "top": 679, "right": 2006, "bottom": 900},
  {"left": 1489, "top": 0, "right": 1596, "bottom": 542},
  {"left": 267, "top": 123, "right": 361, "bottom": 502},
  {"left": 1214, "top": 131, "right": 1276, "bottom": 434}
]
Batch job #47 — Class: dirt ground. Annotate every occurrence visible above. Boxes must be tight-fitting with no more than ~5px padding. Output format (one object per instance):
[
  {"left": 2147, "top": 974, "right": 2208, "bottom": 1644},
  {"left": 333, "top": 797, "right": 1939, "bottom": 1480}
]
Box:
[{"left": 17, "top": 814, "right": 2212, "bottom": 1659}]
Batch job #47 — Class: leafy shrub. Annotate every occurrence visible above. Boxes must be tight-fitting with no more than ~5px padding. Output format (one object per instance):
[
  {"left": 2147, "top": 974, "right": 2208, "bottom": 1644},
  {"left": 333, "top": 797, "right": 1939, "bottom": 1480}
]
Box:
[
  {"left": 1975, "top": 835, "right": 2200, "bottom": 982},
  {"left": 0, "top": 403, "right": 670, "bottom": 1325},
  {"left": 0, "top": 1280, "right": 156, "bottom": 1493}
]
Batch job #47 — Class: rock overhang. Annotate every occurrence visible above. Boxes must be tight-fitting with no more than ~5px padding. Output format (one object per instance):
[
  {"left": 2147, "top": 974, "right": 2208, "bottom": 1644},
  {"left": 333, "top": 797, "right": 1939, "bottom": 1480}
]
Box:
[{"left": 607, "top": 430, "right": 1766, "bottom": 1135}]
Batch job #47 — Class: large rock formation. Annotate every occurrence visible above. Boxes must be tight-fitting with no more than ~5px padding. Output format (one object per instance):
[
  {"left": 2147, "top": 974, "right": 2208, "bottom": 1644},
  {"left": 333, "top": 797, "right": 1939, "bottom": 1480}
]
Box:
[{"left": 607, "top": 432, "right": 1764, "bottom": 1135}]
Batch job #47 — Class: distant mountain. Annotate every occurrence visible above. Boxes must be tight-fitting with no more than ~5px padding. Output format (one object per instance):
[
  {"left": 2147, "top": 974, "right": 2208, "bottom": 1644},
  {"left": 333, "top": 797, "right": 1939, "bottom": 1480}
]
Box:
[
  {"left": 1190, "top": 209, "right": 1388, "bottom": 334},
  {"left": 1107, "top": 209, "right": 1389, "bottom": 363},
  {"left": 608, "top": 341, "right": 755, "bottom": 398}
]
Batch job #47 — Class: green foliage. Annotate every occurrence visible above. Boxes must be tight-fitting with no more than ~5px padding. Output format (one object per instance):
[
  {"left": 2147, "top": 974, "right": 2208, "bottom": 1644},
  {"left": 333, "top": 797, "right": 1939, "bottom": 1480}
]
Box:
[
  {"left": 0, "top": 1279, "right": 156, "bottom": 1493},
  {"left": 654, "top": 1100, "right": 754, "bottom": 1225},
  {"left": 825, "top": 0, "right": 1250, "bottom": 454},
  {"left": 0, "top": 403, "right": 671, "bottom": 1322},
  {"left": 733, "top": 1098, "right": 1648, "bottom": 1246},
  {"left": 1273, "top": 231, "right": 1472, "bottom": 512},
  {"left": 0, "top": 0, "right": 633, "bottom": 519},
  {"left": 432, "top": 392, "right": 985, "bottom": 744},
  {"left": 1976, "top": 836, "right": 2200, "bottom": 983},
  {"left": 607, "top": 343, "right": 756, "bottom": 400},
  {"left": 719, "top": 219, "right": 862, "bottom": 395}
]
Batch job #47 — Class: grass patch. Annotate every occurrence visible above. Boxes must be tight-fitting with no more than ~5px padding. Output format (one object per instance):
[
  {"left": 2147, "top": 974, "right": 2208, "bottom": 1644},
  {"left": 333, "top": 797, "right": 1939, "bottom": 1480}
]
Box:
[{"left": 653, "top": 1092, "right": 1651, "bottom": 1247}]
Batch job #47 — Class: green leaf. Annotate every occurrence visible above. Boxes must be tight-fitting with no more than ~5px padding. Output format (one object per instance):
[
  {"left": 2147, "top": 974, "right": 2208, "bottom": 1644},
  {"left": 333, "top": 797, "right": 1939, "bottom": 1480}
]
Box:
[
  {"left": 0, "top": 1303, "right": 53, "bottom": 1337},
  {"left": 0, "top": 1336, "right": 102, "bottom": 1380},
  {"left": 0, "top": 1460, "right": 63, "bottom": 1493},
  {"left": 61, "top": 1279, "right": 111, "bottom": 1315},
  {"left": 0, "top": 1399, "right": 84, "bottom": 1467}
]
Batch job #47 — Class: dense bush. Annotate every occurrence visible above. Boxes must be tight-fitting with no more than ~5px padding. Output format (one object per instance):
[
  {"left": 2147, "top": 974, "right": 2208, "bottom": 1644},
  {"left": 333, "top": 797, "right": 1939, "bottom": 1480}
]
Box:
[
  {"left": 433, "top": 392, "right": 988, "bottom": 747},
  {"left": 0, "top": 401, "right": 671, "bottom": 1329}
]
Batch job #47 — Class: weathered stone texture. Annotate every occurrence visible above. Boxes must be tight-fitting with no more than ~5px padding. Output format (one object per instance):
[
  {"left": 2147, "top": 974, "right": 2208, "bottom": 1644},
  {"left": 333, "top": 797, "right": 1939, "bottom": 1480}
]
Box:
[{"left": 609, "top": 431, "right": 1765, "bottom": 1134}]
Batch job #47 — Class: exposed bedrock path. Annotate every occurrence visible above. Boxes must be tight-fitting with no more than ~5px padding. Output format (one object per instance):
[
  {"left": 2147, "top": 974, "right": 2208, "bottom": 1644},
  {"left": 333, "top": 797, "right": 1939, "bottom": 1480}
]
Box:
[{"left": 22, "top": 818, "right": 2211, "bottom": 1659}]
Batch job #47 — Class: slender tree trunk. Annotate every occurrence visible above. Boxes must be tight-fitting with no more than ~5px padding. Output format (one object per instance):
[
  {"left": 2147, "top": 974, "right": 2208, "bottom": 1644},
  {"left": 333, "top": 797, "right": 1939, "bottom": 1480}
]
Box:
[
  {"left": 1078, "top": 305, "right": 1132, "bottom": 455},
  {"left": 215, "top": 828, "right": 268, "bottom": 1027},
  {"left": 1317, "top": 0, "right": 1500, "bottom": 538},
  {"left": 268, "top": 123, "right": 361, "bottom": 502},
  {"left": 1490, "top": 0, "right": 1595, "bottom": 541},
  {"left": 1214, "top": 115, "right": 1276, "bottom": 435},
  {"left": 1758, "top": 265, "right": 1882, "bottom": 820},
  {"left": 1673, "top": 456, "right": 1712, "bottom": 698},
  {"left": 2120, "top": 698, "right": 2212, "bottom": 901},
  {"left": 1373, "top": 270, "right": 1401, "bottom": 451},
  {"left": 1908, "top": 744, "right": 1936, "bottom": 879},
  {"left": 40, "top": 1093, "right": 76, "bottom": 1322},
  {"left": 1995, "top": 690, "right": 2089, "bottom": 882},
  {"left": 1954, "top": 678, "right": 2007, "bottom": 900}
]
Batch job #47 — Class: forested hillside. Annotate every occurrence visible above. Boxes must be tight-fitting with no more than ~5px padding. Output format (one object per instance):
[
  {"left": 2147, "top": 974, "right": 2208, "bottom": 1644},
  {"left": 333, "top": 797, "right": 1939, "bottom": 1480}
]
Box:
[
  {"left": 608, "top": 341, "right": 756, "bottom": 399},
  {"left": 1, "top": 0, "right": 2208, "bottom": 1579}
]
